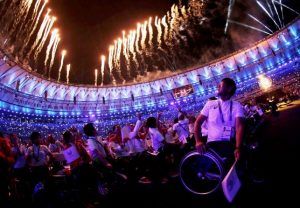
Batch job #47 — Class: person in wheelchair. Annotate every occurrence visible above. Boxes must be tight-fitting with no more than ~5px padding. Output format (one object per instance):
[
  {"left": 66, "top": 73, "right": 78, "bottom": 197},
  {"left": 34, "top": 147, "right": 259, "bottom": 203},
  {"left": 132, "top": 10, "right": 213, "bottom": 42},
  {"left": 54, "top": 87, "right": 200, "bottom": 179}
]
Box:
[{"left": 194, "top": 78, "right": 245, "bottom": 166}]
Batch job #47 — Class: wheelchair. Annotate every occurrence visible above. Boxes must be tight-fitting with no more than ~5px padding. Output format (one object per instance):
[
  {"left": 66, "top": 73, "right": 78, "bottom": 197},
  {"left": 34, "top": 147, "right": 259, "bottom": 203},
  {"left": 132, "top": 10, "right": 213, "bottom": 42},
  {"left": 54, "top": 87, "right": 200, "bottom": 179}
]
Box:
[
  {"left": 180, "top": 116, "right": 266, "bottom": 195},
  {"left": 179, "top": 148, "right": 227, "bottom": 195}
]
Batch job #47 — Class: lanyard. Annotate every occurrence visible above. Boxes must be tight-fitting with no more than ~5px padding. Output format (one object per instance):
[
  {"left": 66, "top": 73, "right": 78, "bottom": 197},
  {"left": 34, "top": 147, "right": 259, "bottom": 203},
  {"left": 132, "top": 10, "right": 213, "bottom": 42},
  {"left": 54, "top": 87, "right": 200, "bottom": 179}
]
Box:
[{"left": 218, "top": 100, "right": 233, "bottom": 124}]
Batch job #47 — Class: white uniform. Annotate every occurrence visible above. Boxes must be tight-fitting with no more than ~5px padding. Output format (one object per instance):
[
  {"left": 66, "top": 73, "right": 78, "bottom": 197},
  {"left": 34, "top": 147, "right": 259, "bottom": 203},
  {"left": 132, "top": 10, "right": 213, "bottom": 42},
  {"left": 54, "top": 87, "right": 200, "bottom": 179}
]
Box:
[
  {"left": 148, "top": 128, "right": 164, "bottom": 151},
  {"left": 127, "top": 120, "right": 145, "bottom": 153},
  {"left": 172, "top": 118, "right": 189, "bottom": 144},
  {"left": 26, "top": 145, "right": 51, "bottom": 167},
  {"left": 200, "top": 99, "right": 245, "bottom": 143}
]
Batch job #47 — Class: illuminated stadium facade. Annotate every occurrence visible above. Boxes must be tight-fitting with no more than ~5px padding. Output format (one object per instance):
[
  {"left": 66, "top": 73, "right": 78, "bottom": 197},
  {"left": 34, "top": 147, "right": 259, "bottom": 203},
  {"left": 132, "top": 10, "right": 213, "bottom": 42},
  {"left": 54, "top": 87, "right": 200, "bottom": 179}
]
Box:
[{"left": 0, "top": 18, "right": 299, "bottom": 137}]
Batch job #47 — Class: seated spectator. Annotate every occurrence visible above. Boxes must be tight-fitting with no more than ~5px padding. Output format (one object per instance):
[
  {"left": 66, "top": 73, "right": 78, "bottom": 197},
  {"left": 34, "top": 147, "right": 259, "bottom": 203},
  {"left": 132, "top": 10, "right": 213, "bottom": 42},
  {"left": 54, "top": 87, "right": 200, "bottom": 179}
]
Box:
[{"left": 26, "top": 132, "right": 53, "bottom": 187}]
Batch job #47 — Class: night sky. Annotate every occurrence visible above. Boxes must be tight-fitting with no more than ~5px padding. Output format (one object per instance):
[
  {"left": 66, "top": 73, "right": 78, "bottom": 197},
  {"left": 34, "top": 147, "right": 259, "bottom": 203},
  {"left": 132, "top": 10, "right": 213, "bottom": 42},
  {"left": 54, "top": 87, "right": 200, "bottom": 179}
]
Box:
[
  {"left": 47, "top": 0, "right": 177, "bottom": 84},
  {"left": 1, "top": 0, "right": 299, "bottom": 84}
]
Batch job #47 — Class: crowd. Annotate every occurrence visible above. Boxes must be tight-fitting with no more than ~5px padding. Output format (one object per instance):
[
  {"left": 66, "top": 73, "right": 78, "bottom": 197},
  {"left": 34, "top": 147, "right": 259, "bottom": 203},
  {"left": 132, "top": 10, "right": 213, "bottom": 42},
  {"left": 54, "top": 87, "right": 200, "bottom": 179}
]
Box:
[
  {"left": 0, "top": 108, "right": 198, "bottom": 206},
  {"left": 0, "top": 77, "right": 299, "bottom": 207}
]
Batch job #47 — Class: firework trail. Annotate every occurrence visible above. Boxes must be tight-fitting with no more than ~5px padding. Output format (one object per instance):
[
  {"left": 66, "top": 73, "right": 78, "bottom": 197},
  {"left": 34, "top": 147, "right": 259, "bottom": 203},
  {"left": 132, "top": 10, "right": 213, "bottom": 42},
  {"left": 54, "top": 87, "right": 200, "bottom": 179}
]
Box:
[
  {"left": 95, "top": 69, "right": 98, "bottom": 86},
  {"left": 180, "top": 6, "right": 188, "bottom": 23},
  {"left": 148, "top": 17, "right": 153, "bottom": 48},
  {"left": 266, "top": 0, "right": 275, "bottom": 19},
  {"left": 155, "top": 17, "right": 162, "bottom": 49},
  {"left": 58, "top": 50, "right": 66, "bottom": 82},
  {"left": 1, "top": 1, "right": 19, "bottom": 34},
  {"left": 66, "top": 64, "right": 71, "bottom": 84},
  {"left": 169, "top": 5, "right": 178, "bottom": 41},
  {"left": 17, "top": 0, "right": 42, "bottom": 40},
  {"left": 135, "top": 23, "right": 141, "bottom": 53},
  {"left": 9, "top": 0, "right": 34, "bottom": 37},
  {"left": 101, "top": 55, "right": 106, "bottom": 85},
  {"left": 22, "top": 2, "right": 48, "bottom": 50},
  {"left": 0, "top": 0, "right": 12, "bottom": 17},
  {"left": 273, "top": 0, "right": 299, "bottom": 15},
  {"left": 256, "top": 1, "right": 280, "bottom": 29},
  {"left": 279, "top": 0, "right": 284, "bottom": 23},
  {"left": 44, "top": 29, "right": 58, "bottom": 68},
  {"left": 34, "top": 16, "right": 56, "bottom": 61},
  {"left": 108, "top": 45, "right": 114, "bottom": 77},
  {"left": 271, "top": 0, "right": 283, "bottom": 28},
  {"left": 248, "top": 14, "right": 273, "bottom": 33},
  {"left": 116, "top": 38, "right": 123, "bottom": 78},
  {"left": 129, "top": 31, "right": 138, "bottom": 71},
  {"left": 122, "top": 31, "right": 129, "bottom": 67},
  {"left": 228, "top": 20, "right": 272, "bottom": 35},
  {"left": 161, "top": 15, "right": 169, "bottom": 44},
  {"left": 224, "top": 0, "right": 235, "bottom": 34},
  {"left": 15, "top": 0, "right": 39, "bottom": 39},
  {"left": 141, "top": 21, "right": 148, "bottom": 50},
  {"left": 27, "top": 11, "right": 51, "bottom": 57},
  {"left": 49, "top": 34, "right": 60, "bottom": 76}
]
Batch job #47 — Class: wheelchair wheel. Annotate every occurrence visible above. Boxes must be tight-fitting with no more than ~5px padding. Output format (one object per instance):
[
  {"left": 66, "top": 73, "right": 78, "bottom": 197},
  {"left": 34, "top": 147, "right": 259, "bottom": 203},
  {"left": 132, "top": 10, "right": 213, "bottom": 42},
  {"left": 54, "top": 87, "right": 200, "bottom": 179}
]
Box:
[{"left": 179, "top": 150, "right": 224, "bottom": 195}]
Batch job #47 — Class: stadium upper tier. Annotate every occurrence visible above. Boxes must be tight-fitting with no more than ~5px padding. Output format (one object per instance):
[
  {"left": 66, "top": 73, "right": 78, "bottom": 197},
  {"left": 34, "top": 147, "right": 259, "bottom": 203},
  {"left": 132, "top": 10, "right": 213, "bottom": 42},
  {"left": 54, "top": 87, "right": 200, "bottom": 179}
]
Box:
[{"left": 0, "top": 18, "right": 299, "bottom": 117}]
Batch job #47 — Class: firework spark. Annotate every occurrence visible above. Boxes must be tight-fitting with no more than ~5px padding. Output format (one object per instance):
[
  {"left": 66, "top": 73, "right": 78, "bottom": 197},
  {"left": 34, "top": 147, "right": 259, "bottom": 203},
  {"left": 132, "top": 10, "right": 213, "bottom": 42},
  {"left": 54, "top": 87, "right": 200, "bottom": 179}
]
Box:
[
  {"left": 101, "top": 55, "right": 106, "bottom": 85},
  {"left": 66, "top": 64, "right": 71, "bottom": 84},
  {"left": 95, "top": 69, "right": 98, "bottom": 86},
  {"left": 58, "top": 50, "right": 66, "bottom": 82}
]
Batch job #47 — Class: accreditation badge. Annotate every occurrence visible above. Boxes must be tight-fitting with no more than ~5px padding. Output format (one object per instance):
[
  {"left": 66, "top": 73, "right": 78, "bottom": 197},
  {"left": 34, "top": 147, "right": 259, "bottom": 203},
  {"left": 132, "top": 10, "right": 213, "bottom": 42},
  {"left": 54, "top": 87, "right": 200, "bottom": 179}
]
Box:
[{"left": 221, "top": 126, "right": 233, "bottom": 140}]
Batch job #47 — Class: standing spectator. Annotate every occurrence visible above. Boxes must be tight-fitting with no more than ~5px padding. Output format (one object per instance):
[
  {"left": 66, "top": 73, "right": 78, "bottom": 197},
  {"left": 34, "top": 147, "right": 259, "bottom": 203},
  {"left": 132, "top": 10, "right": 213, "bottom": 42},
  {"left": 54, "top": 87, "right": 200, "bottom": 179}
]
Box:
[{"left": 0, "top": 132, "right": 14, "bottom": 207}]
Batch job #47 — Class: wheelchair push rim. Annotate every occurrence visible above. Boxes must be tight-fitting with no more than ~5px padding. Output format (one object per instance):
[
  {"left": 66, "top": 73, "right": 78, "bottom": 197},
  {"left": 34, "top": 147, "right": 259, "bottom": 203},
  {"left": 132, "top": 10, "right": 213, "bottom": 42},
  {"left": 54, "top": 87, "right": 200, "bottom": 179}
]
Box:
[{"left": 179, "top": 150, "right": 224, "bottom": 195}]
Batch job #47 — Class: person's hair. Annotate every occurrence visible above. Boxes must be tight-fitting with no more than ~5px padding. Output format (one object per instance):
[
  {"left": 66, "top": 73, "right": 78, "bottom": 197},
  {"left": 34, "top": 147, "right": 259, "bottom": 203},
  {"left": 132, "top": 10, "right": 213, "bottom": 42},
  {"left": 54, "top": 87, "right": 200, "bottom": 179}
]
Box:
[
  {"left": 178, "top": 114, "right": 185, "bottom": 121},
  {"left": 83, "top": 123, "right": 96, "bottom": 137},
  {"left": 208, "top": 96, "right": 217, "bottom": 100},
  {"left": 173, "top": 118, "right": 179, "bottom": 124},
  {"left": 146, "top": 117, "right": 157, "bottom": 128},
  {"left": 63, "top": 130, "right": 73, "bottom": 144},
  {"left": 30, "top": 132, "right": 41, "bottom": 142},
  {"left": 0, "top": 132, "right": 4, "bottom": 138},
  {"left": 221, "top": 78, "right": 237, "bottom": 96},
  {"left": 47, "top": 134, "right": 55, "bottom": 144}
]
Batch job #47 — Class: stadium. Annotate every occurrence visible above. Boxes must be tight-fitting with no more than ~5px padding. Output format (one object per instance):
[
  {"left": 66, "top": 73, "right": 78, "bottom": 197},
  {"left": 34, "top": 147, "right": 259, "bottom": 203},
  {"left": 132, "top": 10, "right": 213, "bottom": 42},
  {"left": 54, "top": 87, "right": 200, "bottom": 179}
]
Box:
[
  {"left": 0, "top": 0, "right": 299, "bottom": 208},
  {"left": 0, "top": 18, "right": 299, "bottom": 137}
]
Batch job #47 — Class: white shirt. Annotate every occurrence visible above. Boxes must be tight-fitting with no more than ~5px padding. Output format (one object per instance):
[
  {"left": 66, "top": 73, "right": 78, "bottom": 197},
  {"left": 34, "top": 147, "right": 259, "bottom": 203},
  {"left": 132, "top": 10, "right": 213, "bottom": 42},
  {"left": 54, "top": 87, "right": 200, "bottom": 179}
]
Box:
[
  {"left": 148, "top": 127, "right": 164, "bottom": 151},
  {"left": 121, "top": 125, "right": 131, "bottom": 142},
  {"left": 173, "top": 118, "right": 189, "bottom": 143},
  {"left": 127, "top": 120, "right": 145, "bottom": 153},
  {"left": 189, "top": 123, "right": 195, "bottom": 134},
  {"left": 87, "top": 137, "right": 107, "bottom": 160},
  {"left": 26, "top": 145, "right": 51, "bottom": 167},
  {"left": 200, "top": 98, "right": 245, "bottom": 142},
  {"left": 12, "top": 145, "right": 27, "bottom": 169},
  {"left": 165, "top": 127, "right": 178, "bottom": 144}
]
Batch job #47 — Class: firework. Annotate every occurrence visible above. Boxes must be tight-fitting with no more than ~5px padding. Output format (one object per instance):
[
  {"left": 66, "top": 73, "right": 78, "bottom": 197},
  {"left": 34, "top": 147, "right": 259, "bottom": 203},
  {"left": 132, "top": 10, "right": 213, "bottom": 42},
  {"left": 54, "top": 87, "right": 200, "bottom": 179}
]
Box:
[
  {"left": 256, "top": 1, "right": 280, "bottom": 29},
  {"left": 101, "top": 55, "right": 106, "bottom": 86},
  {"left": 155, "top": 16, "right": 162, "bottom": 48},
  {"left": 248, "top": 14, "right": 273, "bottom": 33},
  {"left": 58, "top": 50, "right": 66, "bottom": 82},
  {"left": 44, "top": 29, "right": 59, "bottom": 69},
  {"left": 27, "top": 10, "right": 51, "bottom": 57},
  {"left": 224, "top": 0, "right": 235, "bottom": 34},
  {"left": 22, "top": 1, "right": 48, "bottom": 53},
  {"left": 49, "top": 34, "right": 60, "bottom": 76},
  {"left": 108, "top": 45, "right": 114, "bottom": 76},
  {"left": 273, "top": 0, "right": 299, "bottom": 15},
  {"left": 228, "top": 20, "right": 272, "bottom": 35},
  {"left": 34, "top": 16, "right": 56, "bottom": 61},
  {"left": 95, "top": 69, "right": 98, "bottom": 86},
  {"left": 148, "top": 17, "right": 153, "bottom": 48},
  {"left": 66, "top": 64, "right": 71, "bottom": 84}
]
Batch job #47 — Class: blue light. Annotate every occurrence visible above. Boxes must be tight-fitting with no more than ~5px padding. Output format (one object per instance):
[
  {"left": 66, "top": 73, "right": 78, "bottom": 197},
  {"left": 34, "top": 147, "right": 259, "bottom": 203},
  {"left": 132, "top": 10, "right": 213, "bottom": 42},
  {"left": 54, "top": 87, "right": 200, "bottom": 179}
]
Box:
[{"left": 35, "top": 109, "right": 42, "bottom": 114}]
